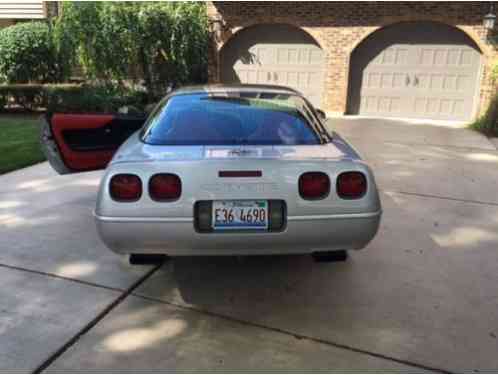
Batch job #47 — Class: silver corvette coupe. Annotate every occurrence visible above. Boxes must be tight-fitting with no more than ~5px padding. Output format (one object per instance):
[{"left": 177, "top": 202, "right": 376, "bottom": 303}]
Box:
[{"left": 41, "top": 85, "right": 381, "bottom": 263}]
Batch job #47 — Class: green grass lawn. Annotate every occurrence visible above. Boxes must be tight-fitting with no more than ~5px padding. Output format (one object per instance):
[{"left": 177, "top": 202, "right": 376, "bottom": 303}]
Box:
[{"left": 0, "top": 116, "right": 46, "bottom": 174}]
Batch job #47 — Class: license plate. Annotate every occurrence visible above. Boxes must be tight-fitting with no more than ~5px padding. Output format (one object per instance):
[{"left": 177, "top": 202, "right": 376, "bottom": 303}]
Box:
[{"left": 212, "top": 200, "right": 268, "bottom": 230}]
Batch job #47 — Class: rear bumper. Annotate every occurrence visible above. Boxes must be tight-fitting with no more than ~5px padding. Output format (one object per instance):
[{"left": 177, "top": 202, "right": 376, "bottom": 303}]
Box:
[{"left": 94, "top": 210, "right": 382, "bottom": 256}]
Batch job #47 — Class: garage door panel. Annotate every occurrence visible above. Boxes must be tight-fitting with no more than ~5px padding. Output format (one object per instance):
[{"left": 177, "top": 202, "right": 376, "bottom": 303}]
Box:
[
  {"left": 359, "top": 60, "right": 413, "bottom": 116},
  {"left": 413, "top": 97, "right": 467, "bottom": 118},
  {"left": 364, "top": 72, "right": 407, "bottom": 90},
  {"left": 349, "top": 22, "right": 481, "bottom": 121},
  {"left": 221, "top": 24, "right": 325, "bottom": 108},
  {"left": 417, "top": 45, "right": 478, "bottom": 69},
  {"left": 360, "top": 96, "right": 404, "bottom": 115},
  {"left": 371, "top": 46, "right": 410, "bottom": 66}
]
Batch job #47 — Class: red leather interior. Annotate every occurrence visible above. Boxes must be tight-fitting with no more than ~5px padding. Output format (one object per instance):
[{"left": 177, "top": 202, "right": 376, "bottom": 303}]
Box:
[{"left": 51, "top": 114, "right": 116, "bottom": 171}]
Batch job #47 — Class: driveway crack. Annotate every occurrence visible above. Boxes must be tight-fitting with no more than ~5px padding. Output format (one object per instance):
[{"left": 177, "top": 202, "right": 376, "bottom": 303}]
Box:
[
  {"left": 131, "top": 293, "right": 451, "bottom": 374},
  {"left": 33, "top": 263, "right": 164, "bottom": 374},
  {"left": 385, "top": 190, "right": 498, "bottom": 207},
  {"left": 0, "top": 262, "right": 125, "bottom": 293}
]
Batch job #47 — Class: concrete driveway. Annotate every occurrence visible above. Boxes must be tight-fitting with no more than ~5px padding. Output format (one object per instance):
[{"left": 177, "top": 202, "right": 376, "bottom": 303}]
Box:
[{"left": 1, "top": 117, "right": 498, "bottom": 372}]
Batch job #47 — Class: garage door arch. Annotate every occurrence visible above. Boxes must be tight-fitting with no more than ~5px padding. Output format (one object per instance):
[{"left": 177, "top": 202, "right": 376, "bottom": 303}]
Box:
[
  {"left": 347, "top": 21, "right": 482, "bottom": 121},
  {"left": 220, "top": 23, "right": 326, "bottom": 108}
]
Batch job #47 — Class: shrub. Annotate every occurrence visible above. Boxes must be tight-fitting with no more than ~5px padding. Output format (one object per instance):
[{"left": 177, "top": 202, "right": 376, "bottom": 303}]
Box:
[
  {"left": 471, "top": 92, "right": 498, "bottom": 136},
  {"left": 471, "top": 61, "right": 498, "bottom": 137},
  {"left": 45, "top": 84, "right": 149, "bottom": 113},
  {"left": 53, "top": 2, "right": 208, "bottom": 98},
  {"left": 0, "top": 84, "right": 148, "bottom": 113},
  {"left": 0, "top": 84, "right": 46, "bottom": 110},
  {"left": 0, "top": 22, "right": 59, "bottom": 83}
]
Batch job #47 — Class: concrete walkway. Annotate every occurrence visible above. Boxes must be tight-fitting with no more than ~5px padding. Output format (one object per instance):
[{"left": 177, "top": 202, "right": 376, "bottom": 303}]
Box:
[{"left": 1, "top": 118, "right": 498, "bottom": 372}]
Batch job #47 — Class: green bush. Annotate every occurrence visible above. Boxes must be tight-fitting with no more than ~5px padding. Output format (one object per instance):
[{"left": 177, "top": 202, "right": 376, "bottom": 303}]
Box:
[
  {"left": 53, "top": 2, "right": 208, "bottom": 98},
  {"left": 0, "top": 84, "right": 46, "bottom": 110},
  {"left": 0, "top": 22, "right": 59, "bottom": 83},
  {"left": 0, "top": 84, "right": 148, "bottom": 113},
  {"left": 471, "top": 61, "right": 498, "bottom": 136},
  {"left": 45, "top": 84, "right": 148, "bottom": 113},
  {"left": 471, "top": 92, "right": 498, "bottom": 136},
  {"left": 0, "top": 3, "right": 208, "bottom": 106}
]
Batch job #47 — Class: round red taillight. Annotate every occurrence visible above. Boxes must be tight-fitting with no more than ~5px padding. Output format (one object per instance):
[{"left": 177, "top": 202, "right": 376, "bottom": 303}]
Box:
[
  {"left": 109, "top": 174, "right": 142, "bottom": 202},
  {"left": 149, "top": 173, "right": 182, "bottom": 201},
  {"left": 299, "top": 172, "right": 330, "bottom": 200},
  {"left": 337, "top": 171, "right": 367, "bottom": 199}
]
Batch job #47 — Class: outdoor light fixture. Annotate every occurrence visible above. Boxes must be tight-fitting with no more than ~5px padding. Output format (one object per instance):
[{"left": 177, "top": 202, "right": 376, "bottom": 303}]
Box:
[{"left": 483, "top": 3, "right": 496, "bottom": 31}]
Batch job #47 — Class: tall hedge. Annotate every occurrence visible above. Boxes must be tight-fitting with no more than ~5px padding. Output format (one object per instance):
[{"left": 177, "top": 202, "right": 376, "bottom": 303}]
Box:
[
  {"left": 0, "top": 2, "right": 208, "bottom": 101},
  {"left": 53, "top": 2, "right": 208, "bottom": 98},
  {"left": 0, "top": 22, "right": 58, "bottom": 83},
  {"left": 0, "top": 83, "right": 148, "bottom": 113}
]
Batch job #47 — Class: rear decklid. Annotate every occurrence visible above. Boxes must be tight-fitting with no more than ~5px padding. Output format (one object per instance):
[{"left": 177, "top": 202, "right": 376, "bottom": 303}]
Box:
[{"left": 110, "top": 130, "right": 361, "bottom": 165}]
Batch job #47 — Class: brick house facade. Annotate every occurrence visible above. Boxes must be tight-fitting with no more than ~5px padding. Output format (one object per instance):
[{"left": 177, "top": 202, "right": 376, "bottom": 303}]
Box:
[{"left": 207, "top": 2, "right": 498, "bottom": 121}]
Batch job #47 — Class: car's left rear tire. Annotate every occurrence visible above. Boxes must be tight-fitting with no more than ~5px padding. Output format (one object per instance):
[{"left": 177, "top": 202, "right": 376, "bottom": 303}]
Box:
[
  {"left": 312, "top": 250, "right": 348, "bottom": 262},
  {"left": 129, "top": 254, "right": 169, "bottom": 265}
]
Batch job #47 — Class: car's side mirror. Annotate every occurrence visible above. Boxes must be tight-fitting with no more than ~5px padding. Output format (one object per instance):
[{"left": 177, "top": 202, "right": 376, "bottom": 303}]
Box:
[{"left": 316, "top": 109, "right": 327, "bottom": 122}]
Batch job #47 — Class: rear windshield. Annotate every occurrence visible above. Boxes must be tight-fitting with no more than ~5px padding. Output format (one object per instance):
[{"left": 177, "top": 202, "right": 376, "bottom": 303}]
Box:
[{"left": 141, "top": 92, "right": 322, "bottom": 146}]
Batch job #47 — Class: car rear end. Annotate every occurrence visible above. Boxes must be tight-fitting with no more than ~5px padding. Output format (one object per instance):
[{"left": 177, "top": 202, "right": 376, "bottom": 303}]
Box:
[
  {"left": 94, "top": 142, "right": 381, "bottom": 256},
  {"left": 94, "top": 88, "right": 381, "bottom": 256}
]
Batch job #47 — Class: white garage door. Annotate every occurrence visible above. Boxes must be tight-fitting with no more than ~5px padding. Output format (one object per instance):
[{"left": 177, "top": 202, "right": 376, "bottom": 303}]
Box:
[
  {"left": 221, "top": 24, "right": 325, "bottom": 108},
  {"left": 348, "top": 22, "right": 482, "bottom": 121}
]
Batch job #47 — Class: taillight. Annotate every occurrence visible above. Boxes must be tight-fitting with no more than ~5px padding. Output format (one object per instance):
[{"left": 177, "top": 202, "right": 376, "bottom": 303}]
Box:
[
  {"left": 109, "top": 174, "right": 142, "bottom": 202},
  {"left": 337, "top": 171, "right": 367, "bottom": 199},
  {"left": 299, "top": 172, "right": 330, "bottom": 200},
  {"left": 149, "top": 173, "right": 182, "bottom": 201}
]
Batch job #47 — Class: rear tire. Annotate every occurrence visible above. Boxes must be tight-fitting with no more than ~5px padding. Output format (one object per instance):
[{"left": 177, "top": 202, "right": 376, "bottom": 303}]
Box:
[
  {"left": 312, "top": 250, "right": 348, "bottom": 262},
  {"left": 129, "top": 254, "right": 169, "bottom": 265}
]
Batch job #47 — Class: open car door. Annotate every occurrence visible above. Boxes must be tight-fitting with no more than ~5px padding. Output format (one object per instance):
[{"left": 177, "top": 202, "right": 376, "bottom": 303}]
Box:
[{"left": 40, "top": 113, "right": 147, "bottom": 174}]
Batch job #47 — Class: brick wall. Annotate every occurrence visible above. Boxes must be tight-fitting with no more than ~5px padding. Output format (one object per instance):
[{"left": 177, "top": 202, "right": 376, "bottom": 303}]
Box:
[{"left": 207, "top": 1, "right": 498, "bottom": 118}]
